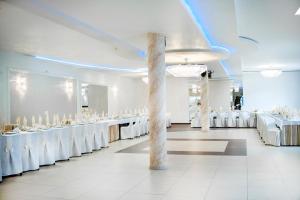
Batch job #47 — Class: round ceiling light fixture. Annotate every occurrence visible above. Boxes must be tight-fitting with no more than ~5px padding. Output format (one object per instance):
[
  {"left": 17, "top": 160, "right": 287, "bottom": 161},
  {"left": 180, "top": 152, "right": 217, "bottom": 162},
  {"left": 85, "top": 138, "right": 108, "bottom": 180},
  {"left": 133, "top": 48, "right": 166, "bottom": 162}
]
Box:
[
  {"left": 166, "top": 64, "right": 207, "bottom": 78},
  {"left": 260, "top": 69, "right": 282, "bottom": 78},
  {"left": 165, "top": 47, "right": 229, "bottom": 65}
]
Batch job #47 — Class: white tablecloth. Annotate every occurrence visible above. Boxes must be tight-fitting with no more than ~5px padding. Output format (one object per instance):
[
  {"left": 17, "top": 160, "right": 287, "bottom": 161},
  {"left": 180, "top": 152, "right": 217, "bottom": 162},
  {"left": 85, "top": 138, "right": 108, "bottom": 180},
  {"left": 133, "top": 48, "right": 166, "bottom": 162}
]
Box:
[
  {"left": 1, "top": 134, "right": 23, "bottom": 176},
  {"left": 20, "top": 132, "right": 40, "bottom": 172},
  {"left": 53, "top": 127, "right": 70, "bottom": 161},
  {"left": 38, "top": 129, "right": 56, "bottom": 166},
  {"left": 69, "top": 125, "right": 83, "bottom": 157},
  {"left": 0, "top": 136, "right": 2, "bottom": 182},
  {"left": 0, "top": 119, "right": 127, "bottom": 180},
  {"left": 81, "top": 124, "right": 93, "bottom": 153}
]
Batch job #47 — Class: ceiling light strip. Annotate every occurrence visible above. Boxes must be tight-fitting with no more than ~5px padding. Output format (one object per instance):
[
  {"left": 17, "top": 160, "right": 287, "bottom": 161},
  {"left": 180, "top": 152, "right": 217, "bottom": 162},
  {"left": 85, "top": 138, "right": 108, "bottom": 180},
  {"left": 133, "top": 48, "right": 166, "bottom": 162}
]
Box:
[
  {"left": 181, "top": 0, "right": 233, "bottom": 78},
  {"left": 34, "top": 56, "right": 147, "bottom": 73}
]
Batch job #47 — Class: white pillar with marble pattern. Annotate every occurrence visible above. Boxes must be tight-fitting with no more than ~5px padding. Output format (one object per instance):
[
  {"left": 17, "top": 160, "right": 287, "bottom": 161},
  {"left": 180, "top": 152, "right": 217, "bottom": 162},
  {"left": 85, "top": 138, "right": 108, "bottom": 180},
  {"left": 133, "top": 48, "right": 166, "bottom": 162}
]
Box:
[
  {"left": 147, "top": 32, "right": 167, "bottom": 170},
  {"left": 200, "top": 71, "right": 210, "bottom": 131}
]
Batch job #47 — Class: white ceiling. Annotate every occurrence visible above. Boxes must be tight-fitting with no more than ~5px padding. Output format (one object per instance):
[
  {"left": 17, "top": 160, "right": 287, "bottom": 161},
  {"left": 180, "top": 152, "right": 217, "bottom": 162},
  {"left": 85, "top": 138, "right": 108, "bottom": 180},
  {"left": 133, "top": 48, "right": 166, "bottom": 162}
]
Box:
[
  {"left": 235, "top": 0, "right": 300, "bottom": 71},
  {"left": 0, "top": 0, "right": 299, "bottom": 78}
]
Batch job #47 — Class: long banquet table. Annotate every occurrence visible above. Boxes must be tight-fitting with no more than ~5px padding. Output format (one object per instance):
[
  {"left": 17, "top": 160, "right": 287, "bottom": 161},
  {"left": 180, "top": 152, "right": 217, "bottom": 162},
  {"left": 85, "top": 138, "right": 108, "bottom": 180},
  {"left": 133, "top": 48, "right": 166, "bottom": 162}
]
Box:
[
  {"left": 0, "top": 121, "right": 110, "bottom": 180},
  {"left": 272, "top": 115, "right": 300, "bottom": 146},
  {"left": 0, "top": 116, "right": 152, "bottom": 181},
  {"left": 256, "top": 113, "right": 300, "bottom": 146}
]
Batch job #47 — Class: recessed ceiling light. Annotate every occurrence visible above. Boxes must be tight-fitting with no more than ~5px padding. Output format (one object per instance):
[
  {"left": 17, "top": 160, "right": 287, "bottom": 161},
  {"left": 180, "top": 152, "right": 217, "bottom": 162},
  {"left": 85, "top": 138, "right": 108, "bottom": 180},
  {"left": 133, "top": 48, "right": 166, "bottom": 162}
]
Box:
[{"left": 295, "top": 8, "right": 300, "bottom": 15}]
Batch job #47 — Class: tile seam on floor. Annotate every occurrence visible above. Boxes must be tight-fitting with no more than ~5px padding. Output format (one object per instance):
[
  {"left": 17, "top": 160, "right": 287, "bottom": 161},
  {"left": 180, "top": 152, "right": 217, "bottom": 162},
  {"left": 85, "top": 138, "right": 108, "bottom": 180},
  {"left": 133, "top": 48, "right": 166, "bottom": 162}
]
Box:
[{"left": 203, "top": 156, "right": 223, "bottom": 200}]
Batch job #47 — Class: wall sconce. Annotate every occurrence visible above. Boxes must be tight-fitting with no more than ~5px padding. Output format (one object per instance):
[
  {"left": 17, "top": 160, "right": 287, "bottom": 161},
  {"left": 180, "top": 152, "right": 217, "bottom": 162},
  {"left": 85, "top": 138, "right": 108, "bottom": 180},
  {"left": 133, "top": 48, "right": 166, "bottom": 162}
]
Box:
[
  {"left": 111, "top": 86, "right": 118, "bottom": 97},
  {"left": 65, "top": 80, "right": 74, "bottom": 100},
  {"left": 142, "top": 77, "right": 148, "bottom": 84},
  {"left": 15, "top": 75, "right": 27, "bottom": 97}
]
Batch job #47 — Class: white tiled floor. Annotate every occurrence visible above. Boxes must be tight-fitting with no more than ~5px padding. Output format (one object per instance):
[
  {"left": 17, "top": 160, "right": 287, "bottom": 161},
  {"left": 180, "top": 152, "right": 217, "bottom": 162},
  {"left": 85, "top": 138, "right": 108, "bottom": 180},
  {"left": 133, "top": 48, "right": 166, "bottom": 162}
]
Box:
[{"left": 1, "top": 128, "right": 300, "bottom": 200}]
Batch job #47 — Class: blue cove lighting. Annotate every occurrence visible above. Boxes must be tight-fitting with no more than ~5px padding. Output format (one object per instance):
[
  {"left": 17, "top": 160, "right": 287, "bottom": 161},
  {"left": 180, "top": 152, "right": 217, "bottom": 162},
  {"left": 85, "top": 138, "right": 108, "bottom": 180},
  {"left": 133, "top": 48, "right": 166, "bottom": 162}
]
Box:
[
  {"left": 34, "top": 56, "right": 147, "bottom": 73},
  {"left": 182, "top": 0, "right": 233, "bottom": 77}
]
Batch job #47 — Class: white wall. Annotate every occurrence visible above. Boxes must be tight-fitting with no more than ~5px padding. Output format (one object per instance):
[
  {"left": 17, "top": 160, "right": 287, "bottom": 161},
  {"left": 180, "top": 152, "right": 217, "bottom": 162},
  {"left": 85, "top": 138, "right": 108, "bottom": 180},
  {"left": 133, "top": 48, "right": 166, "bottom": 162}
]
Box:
[
  {"left": 0, "top": 51, "right": 146, "bottom": 124},
  {"left": 208, "top": 80, "right": 233, "bottom": 111},
  {"left": 243, "top": 71, "right": 300, "bottom": 111},
  {"left": 10, "top": 71, "right": 77, "bottom": 123},
  {"left": 166, "top": 77, "right": 190, "bottom": 123}
]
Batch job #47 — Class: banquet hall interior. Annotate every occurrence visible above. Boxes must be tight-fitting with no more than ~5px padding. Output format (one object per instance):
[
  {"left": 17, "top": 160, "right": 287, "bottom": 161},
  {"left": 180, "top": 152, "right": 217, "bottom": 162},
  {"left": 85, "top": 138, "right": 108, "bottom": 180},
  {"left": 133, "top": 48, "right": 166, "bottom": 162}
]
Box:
[{"left": 0, "top": 0, "right": 300, "bottom": 200}]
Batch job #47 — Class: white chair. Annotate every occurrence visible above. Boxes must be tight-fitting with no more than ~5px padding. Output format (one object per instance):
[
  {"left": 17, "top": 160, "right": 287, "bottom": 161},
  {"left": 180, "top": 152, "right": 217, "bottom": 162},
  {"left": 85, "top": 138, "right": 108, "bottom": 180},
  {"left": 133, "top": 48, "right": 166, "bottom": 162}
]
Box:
[
  {"left": 238, "top": 112, "right": 250, "bottom": 127},
  {"left": 166, "top": 114, "right": 172, "bottom": 128},
  {"left": 20, "top": 132, "right": 40, "bottom": 172},
  {"left": 262, "top": 117, "right": 276, "bottom": 144},
  {"left": 256, "top": 114, "right": 264, "bottom": 136},
  {"left": 39, "top": 129, "right": 56, "bottom": 166},
  {"left": 227, "top": 111, "right": 237, "bottom": 127},
  {"left": 210, "top": 112, "right": 217, "bottom": 127},
  {"left": 249, "top": 112, "right": 257, "bottom": 127},
  {"left": 121, "top": 120, "right": 135, "bottom": 139},
  {"left": 54, "top": 127, "right": 70, "bottom": 161},
  {"left": 69, "top": 125, "right": 82, "bottom": 157},
  {"left": 265, "top": 125, "right": 281, "bottom": 146},
  {"left": 216, "top": 112, "right": 226, "bottom": 127},
  {"left": 134, "top": 118, "right": 142, "bottom": 137},
  {"left": 1, "top": 134, "right": 23, "bottom": 176},
  {"left": 144, "top": 117, "right": 149, "bottom": 134},
  {"left": 191, "top": 112, "right": 201, "bottom": 127},
  {"left": 140, "top": 117, "right": 147, "bottom": 135}
]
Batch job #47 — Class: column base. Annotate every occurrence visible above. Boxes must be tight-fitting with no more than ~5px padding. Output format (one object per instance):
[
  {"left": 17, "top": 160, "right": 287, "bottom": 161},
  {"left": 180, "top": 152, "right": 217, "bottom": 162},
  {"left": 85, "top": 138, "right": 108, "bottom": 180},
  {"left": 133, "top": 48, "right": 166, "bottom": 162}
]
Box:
[{"left": 149, "top": 164, "right": 167, "bottom": 170}]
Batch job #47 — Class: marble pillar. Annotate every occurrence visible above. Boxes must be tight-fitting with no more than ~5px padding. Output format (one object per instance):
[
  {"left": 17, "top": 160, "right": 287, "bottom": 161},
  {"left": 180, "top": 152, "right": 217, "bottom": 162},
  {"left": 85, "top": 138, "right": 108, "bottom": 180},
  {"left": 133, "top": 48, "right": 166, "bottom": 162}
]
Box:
[
  {"left": 200, "top": 71, "right": 210, "bottom": 131},
  {"left": 147, "top": 33, "right": 167, "bottom": 170}
]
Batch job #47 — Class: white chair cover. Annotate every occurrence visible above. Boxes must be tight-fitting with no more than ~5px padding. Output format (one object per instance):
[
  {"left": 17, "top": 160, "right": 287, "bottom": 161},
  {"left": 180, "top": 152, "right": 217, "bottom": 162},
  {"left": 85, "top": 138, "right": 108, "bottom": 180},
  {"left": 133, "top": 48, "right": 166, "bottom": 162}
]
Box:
[
  {"left": 81, "top": 124, "right": 93, "bottom": 153},
  {"left": 53, "top": 127, "right": 70, "bottom": 161},
  {"left": 238, "top": 112, "right": 250, "bottom": 127},
  {"left": 1, "top": 134, "right": 23, "bottom": 176},
  {"left": 139, "top": 117, "right": 146, "bottom": 135},
  {"left": 134, "top": 118, "right": 141, "bottom": 137},
  {"left": 191, "top": 112, "right": 201, "bottom": 128},
  {"left": 166, "top": 115, "right": 172, "bottom": 128},
  {"left": 209, "top": 112, "right": 217, "bottom": 127},
  {"left": 249, "top": 113, "right": 257, "bottom": 127},
  {"left": 265, "top": 126, "right": 281, "bottom": 146},
  {"left": 227, "top": 112, "right": 237, "bottom": 127},
  {"left": 69, "top": 125, "right": 82, "bottom": 157},
  {"left": 262, "top": 117, "right": 276, "bottom": 144},
  {"left": 145, "top": 117, "right": 149, "bottom": 134},
  {"left": 39, "top": 129, "right": 56, "bottom": 166},
  {"left": 20, "top": 132, "right": 40, "bottom": 172},
  {"left": 216, "top": 112, "right": 226, "bottom": 127},
  {"left": 121, "top": 119, "right": 135, "bottom": 139}
]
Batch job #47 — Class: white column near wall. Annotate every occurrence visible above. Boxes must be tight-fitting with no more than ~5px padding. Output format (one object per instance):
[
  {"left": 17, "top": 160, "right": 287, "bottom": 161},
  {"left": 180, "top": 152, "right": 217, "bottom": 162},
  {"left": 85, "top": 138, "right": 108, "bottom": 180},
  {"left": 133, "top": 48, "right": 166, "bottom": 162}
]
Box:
[
  {"left": 147, "top": 32, "right": 167, "bottom": 170},
  {"left": 200, "top": 71, "right": 210, "bottom": 131}
]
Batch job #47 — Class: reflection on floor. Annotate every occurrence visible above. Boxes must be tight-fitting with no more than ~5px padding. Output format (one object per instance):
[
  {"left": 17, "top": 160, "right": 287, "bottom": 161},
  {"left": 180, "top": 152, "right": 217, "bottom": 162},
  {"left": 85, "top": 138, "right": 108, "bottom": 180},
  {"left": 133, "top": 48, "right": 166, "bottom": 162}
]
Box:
[{"left": 1, "top": 128, "right": 300, "bottom": 200}]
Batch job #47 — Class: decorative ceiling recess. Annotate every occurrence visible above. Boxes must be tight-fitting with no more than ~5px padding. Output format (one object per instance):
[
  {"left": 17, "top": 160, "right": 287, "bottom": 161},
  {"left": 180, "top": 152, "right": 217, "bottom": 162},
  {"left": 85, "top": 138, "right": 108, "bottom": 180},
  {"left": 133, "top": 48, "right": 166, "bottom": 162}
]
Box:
[{"left": 165, "top": 47, "right": 229, "bottom": 65}]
